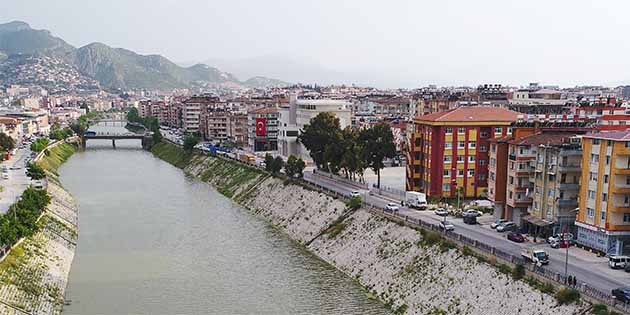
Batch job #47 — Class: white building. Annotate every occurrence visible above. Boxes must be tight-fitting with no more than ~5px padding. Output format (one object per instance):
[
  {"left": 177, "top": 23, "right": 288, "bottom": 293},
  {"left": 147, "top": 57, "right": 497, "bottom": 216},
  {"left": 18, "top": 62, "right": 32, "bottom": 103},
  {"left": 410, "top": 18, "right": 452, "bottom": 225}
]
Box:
[{"left": 278, "top": 96, "right": 352, "bottom": 161}]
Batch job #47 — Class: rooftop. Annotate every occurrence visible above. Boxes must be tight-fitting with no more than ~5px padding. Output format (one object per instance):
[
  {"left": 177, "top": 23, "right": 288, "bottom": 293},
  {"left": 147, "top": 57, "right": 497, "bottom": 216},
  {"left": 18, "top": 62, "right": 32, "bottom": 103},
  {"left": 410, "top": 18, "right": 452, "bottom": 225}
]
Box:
[
  {"left": 583, "top": 130, "right": 630, "bottom": 141},
  {"left": 415, "top": 106, "right": 519, "bottom": 123},
  {"left": 509, "top": 132, "right": 578, "bottom": 146}
]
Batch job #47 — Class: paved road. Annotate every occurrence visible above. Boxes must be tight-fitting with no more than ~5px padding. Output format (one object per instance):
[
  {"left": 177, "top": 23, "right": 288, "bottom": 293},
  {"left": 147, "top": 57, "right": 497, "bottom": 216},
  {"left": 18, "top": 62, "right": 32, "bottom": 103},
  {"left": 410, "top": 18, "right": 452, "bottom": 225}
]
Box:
[
  {"left": 0, "top": 146, "right": 33, "bottom": 214},
  {"left": 303, "top": 170, "right": 629, "bottom": 294}
]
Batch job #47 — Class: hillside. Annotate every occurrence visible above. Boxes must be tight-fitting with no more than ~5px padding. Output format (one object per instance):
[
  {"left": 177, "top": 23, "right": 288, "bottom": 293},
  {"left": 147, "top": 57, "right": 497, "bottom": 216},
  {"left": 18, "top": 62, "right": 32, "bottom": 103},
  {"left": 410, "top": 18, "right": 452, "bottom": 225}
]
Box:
[
  {"left": 0, "top": 21, "right": 288, "bottom": 90},
  {"left": 243, "top": 76, "right": 289, "bottom": 88}
]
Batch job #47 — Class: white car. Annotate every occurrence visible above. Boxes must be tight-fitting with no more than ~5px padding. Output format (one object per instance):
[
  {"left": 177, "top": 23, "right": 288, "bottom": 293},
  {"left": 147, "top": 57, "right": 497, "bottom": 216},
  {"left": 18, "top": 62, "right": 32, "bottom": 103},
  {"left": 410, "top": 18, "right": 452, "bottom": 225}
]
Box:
[
  {"left": 350, "top": 191, "right": 361, "bottom": 198},
  {"left": 385, "top": 203, "right": 400, "bottom": 212},
  {"left": 496, "top": 222, "right": 515, "bottom": 232},
  {"left": 434, "top": 208, "right": 448, "bottom": 216},
  {"left": 439, "top": 221, "right": 455, "bottom": 231},
  {"left": 463, "top": 209, "right": 483, "bottom": 217},
  {"left": 490, "top": 219, "right": 508, "bottom": 229}
]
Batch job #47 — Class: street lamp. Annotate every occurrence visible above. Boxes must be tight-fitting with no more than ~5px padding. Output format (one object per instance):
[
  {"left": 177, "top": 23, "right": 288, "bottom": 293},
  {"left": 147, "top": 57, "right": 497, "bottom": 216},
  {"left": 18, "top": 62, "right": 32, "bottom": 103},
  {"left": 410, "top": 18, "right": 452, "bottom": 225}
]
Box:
[{"left": 562, "top": 207, "right": 580, "bottom": 284}]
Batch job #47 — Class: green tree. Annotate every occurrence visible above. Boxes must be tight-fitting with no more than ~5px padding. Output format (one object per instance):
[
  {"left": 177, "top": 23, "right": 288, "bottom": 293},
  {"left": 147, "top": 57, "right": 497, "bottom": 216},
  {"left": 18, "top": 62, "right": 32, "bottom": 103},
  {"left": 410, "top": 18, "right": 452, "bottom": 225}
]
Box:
[
  {"left": 26, "top": 162, "right": 46, "bottom": 180},
  {"left": 183, "top": 134, "right": 199, "bottom": 153},
  {"left": 359, "top": 123, "right": 396, "bottom": 188},
  {"left": 264, "top": 153, "right": 274, "bottom": 172},
  {"left": 127, "top": 107, "right": 141, "bottom": 122},
  {"left": 70, "top": 121, "right": 87, "bottom": 136},
  {"left": 0, "top": 132, "right": 15, "bottom": 152},
  {"left": 271, "top": 156, "right": 284, "bottom": 174},
  {"left": 285, "top": 155, "right": 306, "bottom": 178},
  {"left": 298, "top": 112, "right": 342, "bottom": 170},
  {"left": 339, "top": 127, "right": 365, "bottom": 181},
  {"left": 30, "top": 138, "right": 50, "bottom": 152}
]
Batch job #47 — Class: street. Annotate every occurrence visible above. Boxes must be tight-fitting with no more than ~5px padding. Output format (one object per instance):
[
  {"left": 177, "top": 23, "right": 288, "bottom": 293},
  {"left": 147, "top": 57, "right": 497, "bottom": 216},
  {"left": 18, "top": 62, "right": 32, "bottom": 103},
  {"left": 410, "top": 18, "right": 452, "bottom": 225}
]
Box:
[
  {"left": 303, "top": 169, "right": 630, "bottom": 294},
  {"left": 0, "top": 146, "right": 33, "bottom": 214}
]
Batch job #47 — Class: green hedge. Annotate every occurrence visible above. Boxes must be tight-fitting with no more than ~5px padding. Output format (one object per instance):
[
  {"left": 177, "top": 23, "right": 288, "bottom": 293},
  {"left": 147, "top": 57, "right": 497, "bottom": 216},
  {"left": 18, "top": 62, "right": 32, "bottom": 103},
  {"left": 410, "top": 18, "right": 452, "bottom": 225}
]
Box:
[{"left": 0, "top": 188, "right": 51, "bottom": 247}]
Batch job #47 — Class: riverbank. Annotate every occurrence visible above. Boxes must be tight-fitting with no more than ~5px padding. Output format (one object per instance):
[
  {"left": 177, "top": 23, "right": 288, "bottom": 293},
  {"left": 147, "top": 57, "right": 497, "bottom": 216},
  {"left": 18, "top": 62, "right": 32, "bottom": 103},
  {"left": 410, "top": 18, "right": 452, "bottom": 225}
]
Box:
[
  {"left": 152, "top": 142, "right": 588, "bottom": 315},
  {"left": 0, "top": 142, "right": 78, "bottom": 315}
]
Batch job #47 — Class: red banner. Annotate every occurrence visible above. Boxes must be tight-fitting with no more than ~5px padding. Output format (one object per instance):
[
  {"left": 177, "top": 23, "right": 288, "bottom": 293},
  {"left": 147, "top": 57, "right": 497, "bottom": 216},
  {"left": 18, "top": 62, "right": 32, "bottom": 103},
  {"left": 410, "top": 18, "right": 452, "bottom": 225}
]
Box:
[{"left": 255, "top": 118, "right": 267, "bottom": 137}]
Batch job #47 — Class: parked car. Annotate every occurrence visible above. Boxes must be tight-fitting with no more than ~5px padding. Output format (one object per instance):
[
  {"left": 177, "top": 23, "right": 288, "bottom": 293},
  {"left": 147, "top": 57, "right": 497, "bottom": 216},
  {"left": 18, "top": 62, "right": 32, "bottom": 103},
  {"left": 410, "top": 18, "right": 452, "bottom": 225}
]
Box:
[
  {"left": 463, "top": 214, "right": 477, "bottom": 225},
  {"left": 385, "top": 203, "right": 400, "bottom": 213},
  {"left": 507, "top": 232, "right": 525, "bottom": 243},
  {"left": 549, "top": 239, "right": 572, "bottom": 249},
  {"left": 434, "top": 208, "right": 448, "bottom": 216},
  {"left": 490, "top": 219, "right": 507, "bottom": 229},
  {"left": 2, "top": 173, "right": 8, "bottom": 180},
  {"left": 463, "top": 209, "right": 483, "bottom": 217},
  {"left": 439, "top": 220, "right": 455, "bottom": 231},
  {"left": 496, "top": 222, "right": 515, "bottom": 232},
  {"left": 612, "top": 287, "right": 630, "bottom": 303},
  {"left": 608, "top": 256, "right": 630, "bottom": 269},
  {"left": 625, "top": 263, "right": 630, "bottom": 273},
  {"left": 521, "top": 248, "right": 550, "bottom": 265},
  {"left": 547, "top": 233, "right": 574, "bottom": 245},
  {"left": 350, "top": 191, "right": 361, "bottom": 198}
]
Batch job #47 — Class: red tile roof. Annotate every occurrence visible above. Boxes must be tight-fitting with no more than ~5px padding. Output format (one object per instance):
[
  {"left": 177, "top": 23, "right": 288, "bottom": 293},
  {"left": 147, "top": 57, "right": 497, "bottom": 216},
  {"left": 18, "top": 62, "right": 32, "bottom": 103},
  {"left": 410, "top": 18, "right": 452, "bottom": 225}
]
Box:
[
  {"left": 416, "top": 106, "right": 519, "bottom": 123},
  {"left": 584, "top": 130, "right": 630, "bottom": 140},
  {"left": 509, "top": 132, "right": 577, "bottom": 146},
  {"left": 249, "top": 107, "right": 278, "bottom": 114}
]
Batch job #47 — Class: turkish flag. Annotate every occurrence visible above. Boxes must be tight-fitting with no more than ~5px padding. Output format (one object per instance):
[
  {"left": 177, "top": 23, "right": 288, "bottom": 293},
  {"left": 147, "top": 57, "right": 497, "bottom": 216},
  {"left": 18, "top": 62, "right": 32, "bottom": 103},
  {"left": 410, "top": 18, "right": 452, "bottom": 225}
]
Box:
[{"left": 255, "top": 118, "right": 267, "bottom": 137}]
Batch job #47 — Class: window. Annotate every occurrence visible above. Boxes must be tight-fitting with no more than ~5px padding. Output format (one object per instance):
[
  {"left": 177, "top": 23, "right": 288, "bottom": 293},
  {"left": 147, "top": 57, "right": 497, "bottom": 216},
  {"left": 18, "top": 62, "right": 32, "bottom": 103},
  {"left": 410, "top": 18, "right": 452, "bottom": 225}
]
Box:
[
  {"left": 478, "top": 174, "right": 486, "bottom": 181},
  {"left": 489, "top": 172, "right": 495, "bottom": 181},
  {"left": 445, "top": 127, "right": 453, "bottom": 134},
  {"left": 625, "top": 195, "right": 630, "bottom": 205},
  {"left": 469, "top": 141, "right": 476, "bottom": 148},
  {"left": 509, "top": 191, "right": 513, "bottom": 199},
  {"left": 480, "top": 131, "right": 489, "bottom": 138},
  {"left": 479, "top": 159, "right": 487, "bottom": 166},
  {"left": 601, "top": 211, "right": 606, "bottom": 222},
  {"left": 495, "top": 127, "right": 502, "bottom": 133},
  {"left": 443, "top": 169, "right": 451, "bottom": 177},
  {"left": 507, "top": 127, "right": 513, "bottom": 134},
  {"left": 479, "top": 145, "right": 487, "bottom": 152},
  {"left": 626, "top": 141, "right": 630, "bottom": 148},
  {"left": 458, "top": 127, "right": 465, "bottom": 134},
  {"left": 509, "top": 176, "right": 514, "bottom": 184},
  {"left": 602, "top": 193, "right": 608, "bottom": 202},
  {"left": 457, "top": 155, "right": 464, "bottom": 163},
  {"left": 590, "top": 154, "right": 599, "bottom": 164},
  {"left": 608, "top": 140, "right": 613, "bottom": 146},
  {"left": 468, "top": 156, "right": 476, "bottom": 163},
  {"left": 587, "top": 208, "right": 595, "bottom": 218},
  {"left": 593, "top": 139, "right": 600, "bottom": 145},
  {"left": 458, "top": 170, "right": 465, "bottom": 177},
  {"left": 624, "top": 213, "right": 630, "bottom": 223},
  {"left": 458, "top": 141, "right": 466, "bottom": 148},
  {"left": 490, "top": 158, "right": 496, "bottom": 167},
  {"left": 444, "top": 156, "right": 452, "bottom": 162},
  {"left": 442, "top": 184, "right": 451, "bottom": 192},
  {"left": 589, "top": 172, "right": 597, "bottom": 181},
  {"left": 445, "top": 142, "right": 452, "bottom": 149},
  {"left": 468, "top": 169, "right": 475, "bottom": 177},
  {"left": 588, "top": 190, "right": 596, "bottom": 199},
  {"left": 491, "top": 144, "right": 496, "bottom": 152},
  {"left": 606, "top": 156, "right": 611, "bottom": 165},
  {"left": 604, "top": 175, "right": 609, "bottom": 184},
  {"left": 548, "top": 190, "right": 555, "bottom": 198}
]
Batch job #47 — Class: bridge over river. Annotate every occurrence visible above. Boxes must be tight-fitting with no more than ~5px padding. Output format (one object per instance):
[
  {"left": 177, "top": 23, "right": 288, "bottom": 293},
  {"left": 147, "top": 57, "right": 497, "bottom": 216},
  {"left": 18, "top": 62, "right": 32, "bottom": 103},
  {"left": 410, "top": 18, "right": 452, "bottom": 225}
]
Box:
[{"left": 83, "top": 119, "right": 153, "bottom": 149}]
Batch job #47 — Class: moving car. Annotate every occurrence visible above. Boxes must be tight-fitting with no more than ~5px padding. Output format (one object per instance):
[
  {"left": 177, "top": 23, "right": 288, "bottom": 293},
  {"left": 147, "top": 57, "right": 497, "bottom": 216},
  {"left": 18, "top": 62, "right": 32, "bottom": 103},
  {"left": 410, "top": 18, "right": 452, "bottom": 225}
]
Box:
[
  {"left": 490, "top": 219, "right": 507, "bottom": 229},
  {"left": 439, "top": 220, "right": 455, "bottom": 231},
  {"left": 496, "top": 221, "right": 515, "bottom": 232},
  {"left": 463, "top": 214, "right": 477, "bottom": 225},
  {"left": 612, "top": 287, "right": 630, "bottom": 303},
  {"left": 385, "top": 203, "right": 400, "bottom": 213},
  {"left": 405, "top": 191, "right": 427, "bottom": 209},
  {"left": 507, "top": 232, "right": 525, "bottom": 243},
  {"left": 350, "top": 191, "right": 361, "bottom": 198},
  {"left": 434, "top": 208, "right": 448, "bottom": 216},
  {"left": 521, "top": 248, "right": 550, "bottom": 265},
  {"left": 547, "top": 233, "right": 574, "bottom": 245}
]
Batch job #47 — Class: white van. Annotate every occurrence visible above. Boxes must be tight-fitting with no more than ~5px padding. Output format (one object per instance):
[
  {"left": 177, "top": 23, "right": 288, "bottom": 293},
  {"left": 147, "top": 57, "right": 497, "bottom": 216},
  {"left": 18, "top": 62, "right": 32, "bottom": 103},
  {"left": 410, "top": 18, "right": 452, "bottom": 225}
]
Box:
[{"left": 609, "top": 255, "right": 630, "bottom": 269}]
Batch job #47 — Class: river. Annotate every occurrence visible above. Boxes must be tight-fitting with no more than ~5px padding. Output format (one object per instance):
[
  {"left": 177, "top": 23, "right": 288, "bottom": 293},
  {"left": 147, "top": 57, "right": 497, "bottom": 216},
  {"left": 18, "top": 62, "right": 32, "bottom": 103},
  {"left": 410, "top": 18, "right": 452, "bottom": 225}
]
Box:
[{"left": 60, "top": 125, "right": 389, "bottom": 315}]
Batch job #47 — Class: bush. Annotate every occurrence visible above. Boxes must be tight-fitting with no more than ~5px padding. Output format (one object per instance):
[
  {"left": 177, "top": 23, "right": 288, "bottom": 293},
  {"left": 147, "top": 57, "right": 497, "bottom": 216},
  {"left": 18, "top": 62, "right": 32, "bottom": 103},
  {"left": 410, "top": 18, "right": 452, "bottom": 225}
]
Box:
[
  {"left": 419, "top": 229, "right": 442, "bottom": 247},
  {"left": 30, "top": 138, "right": 50, "bottom": 152},
  {"left": 346, "top": 196, "right": 362, "bottom": 210},
  {"left": 26, "top": 162, "right": 46, "bottom": 180},
  {"left": 498, "top": 263, "right": 512, "bottom": 275},
  {"left": 512, "top": 264, "right": 525, "bottom": 280},
  {"left": 555, "top": 288, "right": 580, "bottom": 305}
]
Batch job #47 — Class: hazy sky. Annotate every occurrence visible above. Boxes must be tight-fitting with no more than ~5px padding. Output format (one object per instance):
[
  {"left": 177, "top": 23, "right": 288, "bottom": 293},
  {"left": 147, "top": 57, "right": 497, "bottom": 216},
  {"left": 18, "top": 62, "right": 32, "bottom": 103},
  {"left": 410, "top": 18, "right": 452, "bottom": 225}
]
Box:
[{"left": 3, "top": 0, "right": 630, "bottom": 88}]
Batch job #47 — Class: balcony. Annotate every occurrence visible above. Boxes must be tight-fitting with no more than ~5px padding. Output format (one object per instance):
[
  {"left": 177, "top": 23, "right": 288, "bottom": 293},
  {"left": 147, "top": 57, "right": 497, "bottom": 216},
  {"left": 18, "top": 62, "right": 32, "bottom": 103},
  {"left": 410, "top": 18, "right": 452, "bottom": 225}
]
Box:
[
  {"left": 558, "top": 164, "right": 581, "bottom": 173},
  {"left": 612, "top": 184, "right": 630, "bottom": 194},
  {"left": 558, "top": 199, "right": 578, "bottom": 207},
  {"left": 559, "top": 149, "right": 582, "bottom": 156},
  {"left": 558, "top": 183, "right": 579, "bottom": 190},
  {"left": 509, "top": 154, "right": 517, "bottom": 160}
]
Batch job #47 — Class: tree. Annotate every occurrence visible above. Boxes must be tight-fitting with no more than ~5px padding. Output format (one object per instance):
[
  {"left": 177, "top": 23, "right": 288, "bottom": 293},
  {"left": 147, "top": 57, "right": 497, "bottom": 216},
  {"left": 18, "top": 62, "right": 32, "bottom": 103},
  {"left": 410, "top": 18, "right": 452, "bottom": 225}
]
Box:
[
  {"left": 26, "top": 162, "right": 45, "bottom": 180},
  {"left": 127, "top": 107, "right": 141, "bottom": 122},
  {"left": 264, "top": 153, "right": 274, "bottom": 172},
  {"left": 285, "top": 155, "right": 306, "bottom": 178},
  {"left": 0, "top": 133, "right": 15, "bottom": 152},
  {"left": 271, "top": 156, "right": 284, "bottom": 174},
  {"left": 183, "top": 134, "right": 199, "bottom": 153},
  {"left": 70, "top": 121, "right": 87, "bottom": 136},
  {"left": 30, "top": 138, "right": 50, "bottom": 153},
  {"left": 360, "top": 123, "right": 396, "bottom": 189},
  {"left": 298, "top": 112, "right": 342, "bottom": 170}
]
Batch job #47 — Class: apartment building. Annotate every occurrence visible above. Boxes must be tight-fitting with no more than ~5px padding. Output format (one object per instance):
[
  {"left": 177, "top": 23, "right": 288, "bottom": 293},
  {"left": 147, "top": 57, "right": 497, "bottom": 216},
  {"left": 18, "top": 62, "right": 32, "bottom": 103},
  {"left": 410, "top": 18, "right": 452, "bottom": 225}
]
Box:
[
  {"left": 182, "top": 95, "right": 220, "bottom": 134},
  {"left": 201, "top": 109, "right": 229, "bottom": 143},
  {"left": 227, "top": 114, "right": 248, "bottom": 147},
  {"left": 577, "top": 131, "right": 630, "bottom": 256},
  {"left": 248, "top": 107, "right": 279, "bottom": 152},
  {"left": 406, "top": 106, "right": 519, "bottom": 198}
]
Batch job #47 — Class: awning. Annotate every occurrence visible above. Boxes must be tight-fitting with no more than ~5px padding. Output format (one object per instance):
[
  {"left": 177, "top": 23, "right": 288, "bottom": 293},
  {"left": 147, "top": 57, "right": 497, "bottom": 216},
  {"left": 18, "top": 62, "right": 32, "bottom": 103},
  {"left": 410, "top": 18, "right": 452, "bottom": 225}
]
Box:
[{"left": 522, "top": 215, "right": 554, "bottom": 227}]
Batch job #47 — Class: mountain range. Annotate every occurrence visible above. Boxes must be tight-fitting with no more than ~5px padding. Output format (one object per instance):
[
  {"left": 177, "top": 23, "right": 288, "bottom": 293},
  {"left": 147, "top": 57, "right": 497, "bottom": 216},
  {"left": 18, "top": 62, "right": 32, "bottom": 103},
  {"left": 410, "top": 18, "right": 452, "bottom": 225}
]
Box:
[{"left": 0, "top": 21, "right": 288, "bottom": 90}]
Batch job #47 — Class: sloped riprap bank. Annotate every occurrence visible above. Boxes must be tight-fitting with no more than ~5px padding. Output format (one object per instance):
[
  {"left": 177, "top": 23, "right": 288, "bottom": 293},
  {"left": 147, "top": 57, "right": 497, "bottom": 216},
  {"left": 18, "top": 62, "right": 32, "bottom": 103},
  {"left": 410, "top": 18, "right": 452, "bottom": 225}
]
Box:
[
  {"left": 0, "top": 142, "right": 78, "bottom": 315},
  {"left": 152, "top": 142, "right": 587, "bottom": 315}
]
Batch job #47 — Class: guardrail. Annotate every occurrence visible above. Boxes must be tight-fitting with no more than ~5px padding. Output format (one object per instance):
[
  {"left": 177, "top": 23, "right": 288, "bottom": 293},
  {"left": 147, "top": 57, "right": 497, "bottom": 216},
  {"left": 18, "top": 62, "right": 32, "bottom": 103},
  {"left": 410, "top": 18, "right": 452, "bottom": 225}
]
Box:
[{"left": 371, "top": 183, "right": 405, "bottom": 201}]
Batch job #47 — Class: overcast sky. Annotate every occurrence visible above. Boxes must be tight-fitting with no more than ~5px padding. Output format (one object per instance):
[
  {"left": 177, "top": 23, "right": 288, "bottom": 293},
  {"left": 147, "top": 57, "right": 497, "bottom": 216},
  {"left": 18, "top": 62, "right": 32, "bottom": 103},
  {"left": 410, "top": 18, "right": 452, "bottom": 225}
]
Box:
[{"left": 3, "top": 0, "right": 630, "bottom": 88}]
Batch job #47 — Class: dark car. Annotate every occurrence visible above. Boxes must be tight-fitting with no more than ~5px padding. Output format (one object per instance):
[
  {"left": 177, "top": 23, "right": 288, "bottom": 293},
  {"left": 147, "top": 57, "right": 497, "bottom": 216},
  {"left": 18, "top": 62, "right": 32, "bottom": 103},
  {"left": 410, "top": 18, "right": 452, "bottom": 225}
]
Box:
[
  {"left": 612, "top": 287, "right": 630, "bottom": 303},
  {"left": 463, "top": 214, "right": 477, "bottom": 225},
  {"left": 625, "top": 263, "right": 630, "bottom": 273},
  {"left": 507, "top": 232, "right": 525, "bottom": 243}
]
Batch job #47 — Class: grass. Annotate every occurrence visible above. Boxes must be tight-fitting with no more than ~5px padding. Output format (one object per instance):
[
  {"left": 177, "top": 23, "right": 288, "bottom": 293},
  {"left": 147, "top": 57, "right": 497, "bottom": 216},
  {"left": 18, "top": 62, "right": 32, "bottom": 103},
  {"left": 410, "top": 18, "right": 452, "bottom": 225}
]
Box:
[
  {"left": 555, "top": 287, "right": 580, "bottom": 305},
  {"left": 150, "top": 142, "right": 194, "bottom": 169},
  {"left": 37, "top": 142, "right": 77, "bottom": 176}
]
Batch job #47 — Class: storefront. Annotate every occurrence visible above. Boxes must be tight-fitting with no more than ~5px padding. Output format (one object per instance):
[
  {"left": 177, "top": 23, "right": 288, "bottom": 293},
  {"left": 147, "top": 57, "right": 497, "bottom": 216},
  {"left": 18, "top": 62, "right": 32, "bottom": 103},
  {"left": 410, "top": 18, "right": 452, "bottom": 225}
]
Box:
[
  {"left": 576, "top": 222, "right": 630, "bottom": 255},
  {"left": 522, "top": 215, "right": 554, "bottom": 237}
]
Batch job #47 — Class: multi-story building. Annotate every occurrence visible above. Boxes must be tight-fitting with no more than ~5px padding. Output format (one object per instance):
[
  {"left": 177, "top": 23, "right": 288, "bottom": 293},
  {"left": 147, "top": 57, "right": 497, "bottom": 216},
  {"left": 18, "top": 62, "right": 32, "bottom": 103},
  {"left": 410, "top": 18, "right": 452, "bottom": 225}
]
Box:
[
  {"left": 577, "top": 130, "right": 630, "bottom": 255},
  {"left": 406, "top": 106, "right": 519, "bottom": 198},
  {"left": 248, "top": 107, "right": 279, "bottom": 152},
  {"left": 182, "top": 95, "right": 220, "bottom": 134},
  {"left": 227, "top": 114, "right": 248, "bottom": 147},
  {"left": 201, "top": 109, "right": 229, "bottom": 143}
]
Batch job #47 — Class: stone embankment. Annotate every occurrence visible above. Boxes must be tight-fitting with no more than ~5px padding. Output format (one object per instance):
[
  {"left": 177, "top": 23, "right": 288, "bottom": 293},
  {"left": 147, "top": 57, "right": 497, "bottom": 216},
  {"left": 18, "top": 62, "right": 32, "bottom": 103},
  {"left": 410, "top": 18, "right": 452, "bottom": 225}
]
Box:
[
  {"left": 152, "top": 142, "right": 589, "bottom": 315},
  {"left": 0, "top": 142, "right": 78, "bottom": 315}
]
